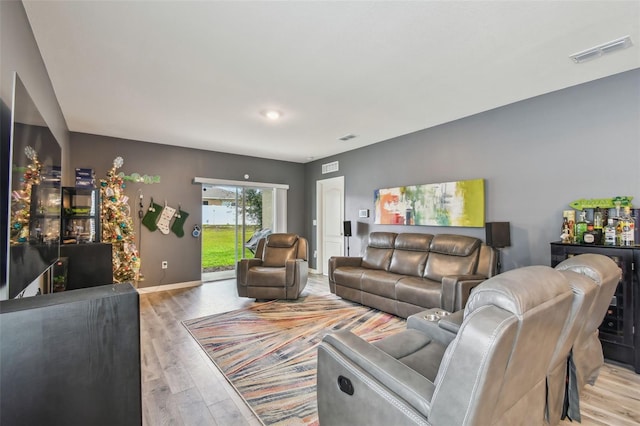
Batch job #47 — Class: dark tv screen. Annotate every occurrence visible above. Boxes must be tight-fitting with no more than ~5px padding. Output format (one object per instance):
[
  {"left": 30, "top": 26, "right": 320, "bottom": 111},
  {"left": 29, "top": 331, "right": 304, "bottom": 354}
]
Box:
[{"left": 1, "top": 74, "right": 61, "bottom": 299}]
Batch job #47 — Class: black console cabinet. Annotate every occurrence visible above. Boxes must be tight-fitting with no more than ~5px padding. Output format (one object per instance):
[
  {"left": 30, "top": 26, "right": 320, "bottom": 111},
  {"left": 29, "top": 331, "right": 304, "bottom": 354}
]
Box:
[
  {"left": 59, "top": 242, "right": 113, "bottom": 290},
  {"left": 550, "top": 242, "right": 639, "bottom": 373},
  {"left": 0, "top": 283, "right": 141, "bottom": 425}
]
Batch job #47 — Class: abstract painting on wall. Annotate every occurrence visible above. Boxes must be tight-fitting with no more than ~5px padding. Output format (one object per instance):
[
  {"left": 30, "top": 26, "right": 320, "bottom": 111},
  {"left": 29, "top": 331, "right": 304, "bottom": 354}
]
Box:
[{"left": 374, "top": 178, "right": 485, "bottom": 227}]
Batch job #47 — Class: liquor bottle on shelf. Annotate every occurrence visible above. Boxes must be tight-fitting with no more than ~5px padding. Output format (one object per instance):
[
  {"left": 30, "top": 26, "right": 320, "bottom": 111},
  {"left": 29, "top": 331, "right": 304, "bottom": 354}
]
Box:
[
  {"left": 593, "top": 207, "right": 603, "bottom": 229},
  {"left": 620, "top": 206, "right": 636, "bottom": 246},
  {"left": 604, "top": 218, "right": 617, "bottom": 246},
  {"left": 616, "top": 215, "right": 625, "bottom": 245},
  {"left": 583, "top": 223, "right": 598, "bottom": 245},
  {"left": 591, "top": 207, "right": 604, "bottom": 244},
  {"left": 575, "top": 210, "right": 588, "bottom": 244}
]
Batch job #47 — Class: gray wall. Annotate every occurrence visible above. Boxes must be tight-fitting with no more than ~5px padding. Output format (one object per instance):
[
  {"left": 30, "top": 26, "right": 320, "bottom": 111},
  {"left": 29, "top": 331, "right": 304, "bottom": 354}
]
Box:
[
  {"left": 305, "top": 69, "right": 640, "bottom": 272},
  {"left": 69, "top": 133, "right": 305, "bottom": 288}
]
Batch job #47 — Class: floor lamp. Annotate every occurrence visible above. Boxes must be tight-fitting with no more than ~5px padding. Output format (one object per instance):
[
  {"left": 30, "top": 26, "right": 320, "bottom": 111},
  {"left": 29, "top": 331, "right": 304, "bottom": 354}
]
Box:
[{"left": 486, "top": 222, "right": 511, "bottom": 274}]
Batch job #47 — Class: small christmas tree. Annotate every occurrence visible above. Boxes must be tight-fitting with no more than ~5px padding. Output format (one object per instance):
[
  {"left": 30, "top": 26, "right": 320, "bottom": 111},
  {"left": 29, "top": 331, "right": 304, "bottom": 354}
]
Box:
[
  {"left": 9, "top": 146, "right": 41, "bottom": 243},
  {"left": 100, "top": 157, "right": 142, "bottom": 283}
]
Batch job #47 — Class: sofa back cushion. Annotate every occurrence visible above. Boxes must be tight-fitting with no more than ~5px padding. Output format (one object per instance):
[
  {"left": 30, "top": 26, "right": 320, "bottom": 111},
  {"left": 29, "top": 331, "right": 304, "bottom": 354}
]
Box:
[
  {"left": 389, "top": 233, "right": 433, "bottom": 277},
  {"left": 362, "top": 232, "right": 396, "bottom": 271},
  {"left": 262, "top": 233, "right": 299, "bottom": 267},
  {"left": 423, "top": 234, "right": 480, "bottom": 281}
]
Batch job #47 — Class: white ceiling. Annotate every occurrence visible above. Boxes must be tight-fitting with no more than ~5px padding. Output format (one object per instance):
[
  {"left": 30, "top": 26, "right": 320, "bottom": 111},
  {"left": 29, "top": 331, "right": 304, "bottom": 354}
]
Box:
[{"left": 23, "top": 1, "right": 640, "bottom": 163}]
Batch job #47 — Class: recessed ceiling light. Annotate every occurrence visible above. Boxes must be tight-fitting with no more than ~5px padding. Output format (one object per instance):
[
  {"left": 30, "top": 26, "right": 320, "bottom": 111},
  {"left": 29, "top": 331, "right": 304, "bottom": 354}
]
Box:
[
  {"left": 261, "top": 109, "right": 283, "bottom": 120},
  {"left": 569, "top": 35, "right": 633, "bottom": 63}
]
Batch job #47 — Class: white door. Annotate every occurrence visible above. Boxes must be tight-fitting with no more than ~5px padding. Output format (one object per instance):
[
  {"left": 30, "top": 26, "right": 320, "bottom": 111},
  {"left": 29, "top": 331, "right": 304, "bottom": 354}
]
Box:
[{"left": 316, "top": 176, "right": 344, "bottom": 275}]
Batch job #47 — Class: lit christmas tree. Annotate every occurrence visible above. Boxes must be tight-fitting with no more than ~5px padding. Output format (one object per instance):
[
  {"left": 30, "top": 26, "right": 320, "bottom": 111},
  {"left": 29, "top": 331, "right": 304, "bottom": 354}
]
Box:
[
  {"left": 9, "top": 146, "right": 41, "bottom": 243},
  {"left": 100, "top": 156, "right": 142, "bottom": 283}
]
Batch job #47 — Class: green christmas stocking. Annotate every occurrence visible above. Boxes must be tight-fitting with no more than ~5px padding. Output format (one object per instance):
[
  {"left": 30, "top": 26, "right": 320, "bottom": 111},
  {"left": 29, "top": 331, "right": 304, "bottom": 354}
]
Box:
[
  {"left": 142, "top": 200, "right": 162, "bottom": 231},
  {"left": 171, "top": 209, "right": 189, "bottom": 238}
]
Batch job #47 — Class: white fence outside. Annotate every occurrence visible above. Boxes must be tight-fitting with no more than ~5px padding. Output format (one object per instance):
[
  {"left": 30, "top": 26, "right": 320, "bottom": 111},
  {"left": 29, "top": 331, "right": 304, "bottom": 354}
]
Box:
[{"left": 202, "top": 205, "right": 258, "bottom": 226}]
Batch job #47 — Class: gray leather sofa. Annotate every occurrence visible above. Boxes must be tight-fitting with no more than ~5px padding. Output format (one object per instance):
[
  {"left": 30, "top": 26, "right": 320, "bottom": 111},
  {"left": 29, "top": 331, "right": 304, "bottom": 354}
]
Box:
[
  {"left": 317, "top": 254, "right": 621, "bottom": 426},
  {"left": 236, "top": 233, "right": 309, "bottom": 299},
  {"left": 328, "top": 232, "right": 497, "bottom": 318}
]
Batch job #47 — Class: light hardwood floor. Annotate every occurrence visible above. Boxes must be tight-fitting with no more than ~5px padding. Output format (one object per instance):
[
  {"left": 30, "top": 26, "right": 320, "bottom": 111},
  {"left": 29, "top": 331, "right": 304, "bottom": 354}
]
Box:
[{"left": 140, "top": 274, "right": 640, "bottom": 426}]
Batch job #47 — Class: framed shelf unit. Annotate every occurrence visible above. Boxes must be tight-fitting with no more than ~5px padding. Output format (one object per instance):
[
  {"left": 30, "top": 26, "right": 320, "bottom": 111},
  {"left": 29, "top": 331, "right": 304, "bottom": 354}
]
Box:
[{"left": 60, "top": 186, "right": 100, "bottom": 244}]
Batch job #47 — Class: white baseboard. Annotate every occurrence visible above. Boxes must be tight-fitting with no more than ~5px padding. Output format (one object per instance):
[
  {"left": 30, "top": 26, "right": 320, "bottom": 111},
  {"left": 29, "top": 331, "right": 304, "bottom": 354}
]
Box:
[{"left": 136, "top": 280, "right": 202, "bottom": 294}]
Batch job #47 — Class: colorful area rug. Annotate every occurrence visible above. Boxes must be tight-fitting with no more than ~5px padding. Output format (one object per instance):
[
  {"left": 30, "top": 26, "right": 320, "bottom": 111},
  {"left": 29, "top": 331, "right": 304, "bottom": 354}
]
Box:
[{"left": 183, "top": 294, "right": 406, "bottom": 425}]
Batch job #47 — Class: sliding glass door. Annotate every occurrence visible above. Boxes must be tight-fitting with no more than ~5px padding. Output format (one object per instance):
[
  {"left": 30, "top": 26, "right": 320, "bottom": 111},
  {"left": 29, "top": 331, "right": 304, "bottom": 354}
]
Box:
[{"left": 201, "top": 185, "right": 274, "bottom": 280}]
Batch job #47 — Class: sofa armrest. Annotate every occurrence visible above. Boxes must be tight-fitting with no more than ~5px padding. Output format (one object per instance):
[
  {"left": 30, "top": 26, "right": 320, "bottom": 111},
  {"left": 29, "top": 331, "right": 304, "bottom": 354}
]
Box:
[
  {"left": 440, "top": 274, "right": 488, "bottom": 312},
  {"left": 438, "top": 309, "right": 464, "bottom": 335},
  {"left": 318, "top": 330, "right": 435, "bottom": 423},
  {"left": 236, "top": 258, "right": 263, "bottom": 287},
  {"left": 328, "top": 256, "right": 363, "bottom": 280}
]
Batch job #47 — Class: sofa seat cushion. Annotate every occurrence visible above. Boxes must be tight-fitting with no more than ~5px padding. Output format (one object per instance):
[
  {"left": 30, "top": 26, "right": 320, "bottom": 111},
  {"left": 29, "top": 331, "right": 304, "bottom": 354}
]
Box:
[
  {"left": 395, "top": 276, "right": 442, "bottom": 309},
  {"left": 373, "top": 329, "right": 446, "bottom": 382},
  {"left": 333, "top": 267, "right": 365, "bottom": 290},
  {"left": 247, "top": 266, "right": 289, "bottom": 286},
  {"left": 361, "top": 270, "right": 403, "bottom": 298}
]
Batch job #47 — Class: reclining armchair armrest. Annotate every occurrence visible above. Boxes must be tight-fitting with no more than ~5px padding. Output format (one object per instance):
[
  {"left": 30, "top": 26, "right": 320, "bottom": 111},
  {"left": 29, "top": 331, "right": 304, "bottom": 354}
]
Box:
[
  {"left": 438, "top": 310, "right": 464, "bottom": 335},
  {"left": 237, "top": 258, "right": 263, "bottom": 286},
  {"left": 406, "top": 314, "right": 458, "bottom": 346},
  {"left": 285, "top": 258, "right": 309, "bottom": 287},
  {"left": 319, "top": 330, "right": 435, "bottom": 419},
  {"left": 440, "top": 274, "right": 488, "bottom": 312}
]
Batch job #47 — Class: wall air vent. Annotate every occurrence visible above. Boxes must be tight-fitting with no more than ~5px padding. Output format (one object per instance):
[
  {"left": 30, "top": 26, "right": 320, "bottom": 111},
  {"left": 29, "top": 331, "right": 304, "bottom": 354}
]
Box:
[
  {"left": 569, "top": 35, "right": 633, "bottom": 63},
  {"left": 322, "top": 161, "right": 339, "bottom": 174}
]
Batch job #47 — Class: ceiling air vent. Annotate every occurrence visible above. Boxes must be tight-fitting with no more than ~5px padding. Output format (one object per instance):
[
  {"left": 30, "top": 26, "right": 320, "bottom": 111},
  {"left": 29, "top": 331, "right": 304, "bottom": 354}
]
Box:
[
  {"left": 322, "top": 161, "right": 339, "bottom": 174},
  {"left": 339, "top": 134, "right": 357, "bottom": 141},
  {"left": 569, "top": 35, "right": 633, "bottom": 63}
]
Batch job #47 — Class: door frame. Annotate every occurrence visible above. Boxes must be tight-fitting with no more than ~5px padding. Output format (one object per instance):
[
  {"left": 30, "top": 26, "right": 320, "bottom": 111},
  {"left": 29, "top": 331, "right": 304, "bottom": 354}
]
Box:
[
  {"left": 315, "top": 176, "right": 345, "bottom": 275},
  {"left": 194, "top": 177, "right": 289, "bottom": 280}
]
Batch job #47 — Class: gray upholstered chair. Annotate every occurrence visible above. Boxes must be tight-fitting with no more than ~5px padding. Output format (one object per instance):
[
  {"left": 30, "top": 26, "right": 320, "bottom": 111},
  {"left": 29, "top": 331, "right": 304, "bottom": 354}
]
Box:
[
  {"left": 544, "top": 266, "right": 599, "bottom": 424},
  {"left": 317, "top": 265, "right": 575, "bottom": 426},
  {"left": 236, "top": 233, "right": 309, "bottom": 300},
  {"left": 552, "top": 253, "right": 621, "bottom": 422},
  {"left": 391, "top": 253, "right": 619, "bottom": 425}
]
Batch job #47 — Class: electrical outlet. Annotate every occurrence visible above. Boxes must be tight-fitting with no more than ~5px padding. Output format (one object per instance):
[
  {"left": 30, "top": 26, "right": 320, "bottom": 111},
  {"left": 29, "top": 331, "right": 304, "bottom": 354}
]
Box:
[{"left": 161, "top": 261, "right": 168, "bottom": 269}]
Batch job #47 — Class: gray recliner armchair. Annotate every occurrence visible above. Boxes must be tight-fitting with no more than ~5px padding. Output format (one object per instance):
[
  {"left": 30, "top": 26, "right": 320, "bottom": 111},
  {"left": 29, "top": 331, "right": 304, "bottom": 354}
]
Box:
[
  {"left": 236, "top": 233, "right": 309, "bottom": 300},
  {"left": 552, "top": 253, "right": 621, "bottom": 422},
  {"left": 317, "top": 265, "right": 575, "bottom": 426}
]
